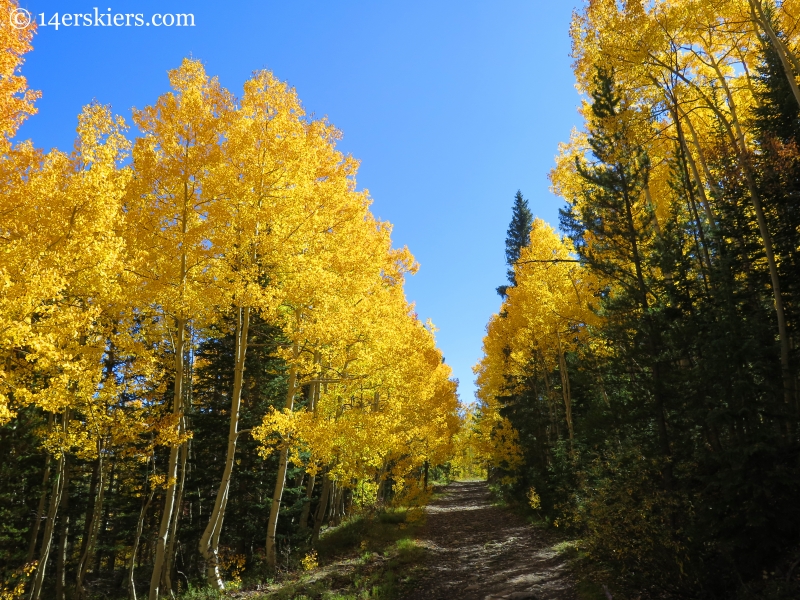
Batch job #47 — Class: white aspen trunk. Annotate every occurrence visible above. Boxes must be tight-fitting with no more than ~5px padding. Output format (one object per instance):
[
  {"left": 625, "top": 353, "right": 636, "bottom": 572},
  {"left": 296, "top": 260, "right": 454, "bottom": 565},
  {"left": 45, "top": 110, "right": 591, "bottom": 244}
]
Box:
[
  {"left": 677, "top": 109, "right": 717, "bottom": 228},
  {"left": 128, "top": 464, "right": 155, "bottom": 600},
  {"left": 265, "top": 347, "right": 298, "bottom": 570},
  {"left": 695, "top": 51, "right": 795, "bottom": 413},
  {"left": 721, "top": 88, "right": 794, "bottom": 411},
  {"left": 298, "top": 351, "right": 321, "bottom": 530},
  {"left": 54, "top": 457, "right": 70, "bottom": 600},
  {"left": 148, "top": 319, "right": 185, "bottom": 600},
  {"left": 555, "top": 331, "right": 574, "bottom": 444},
  {"left": 749, "top": 0, "right": 800, "bottom": 110},
  {"left": 542, "top": 365, "right": 560, "bottom": 440},
  {"left": 298, "top": 474, "right": 316, "bottom": 529},
  {"left": 29, "top": 453, "right": 65, "bottom": 600},
  {"left": 163, "top": 436, "right": 188, "bottom": 594},
  {"left": 642, "top": 182, "right": 663, "bottom": 237},
  {"left": 26, "top": 448, "right": 52, "bottom": 564},
  {"left": 328, "top": 484, "right": 339, "bottom": 527},
  {"left": 75, "top": 441, "right": 107, "bottom": 599},
  {"left": 199, "top": 306, "right": 251, "bottom": 589},
  {"left": 312, "top": 475, "right": 332, "bottom": 544},
  {"left": 657, "top": 39, "right": 793, "bottom": 405},
  {"left": 683, "top": 110, "right": 723, "bottom": 222},
  {"left": 669, "top": 101, "right": 714, "bottom": 276}
]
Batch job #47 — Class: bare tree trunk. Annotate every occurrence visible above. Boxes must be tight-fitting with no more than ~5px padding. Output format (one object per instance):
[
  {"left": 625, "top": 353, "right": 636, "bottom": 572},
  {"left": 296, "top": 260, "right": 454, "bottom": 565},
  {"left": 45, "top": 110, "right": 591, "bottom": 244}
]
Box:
[
  {"left": 731, "top": 142, "right": 794, "bottom": 412},
  {"left": 701, "top": 49, "right": 793, "bottom": 402},
  {"left": 677, "top": 109, "right": 718, "bottom": 230},
  {"left": 199, "top": 306, "right": 251, "bottom": 589},
  {"left": 329, "top": 483, "right": 341, "bottom": 527},
  {"left": 555, "top": 331, "right": 574, "bottom": 445},
  {"left": 312, "top": 475, "right": 331, "bottom": 544},
  {"left": 76, "top": 458, "right": 100, "bottom": 570},
  {"left": 163, "top": 437, "right": 188, "bottom": 595},
  {"left": 128, "top": 462, "right": 155, "bottom": 600},
  {"left": 682, "top": 111, "right": 722, "bottom": 219},
  {"left": 669, "top": 99, "right": 714, "bottom": 276},
  {"left": 55, "top": 457, "right": 71, "bottom": 600},
  {"left": 95, "top": 460, "right": 117, "bottom": 575},
  {"left": 542, "top": 366, "right": 560, "bottom": 439},
  {"left": 376, "top": 462, "right": 388, "bottom": 506},
  {"left": 26, "top": 451, "right": 52, "bottom": 565},
  {"left": 298, "top": 353, "right": 321, "bottom": 530},
  {"left": 298, "top": 474, "right": 315, "bottom": 529},
  {"left": 749, "top": 0, "right": 800, "bottom": 110},
  {"left": 300, "top": 350, "right": 322, "bottom": 529},
  {"left": 29, "top": 442, "right": 67, "bottom": 600},
  {"left": 75, "top": 442, "right": 108, "bottom": 599},
  {"left": 265, "top": 352, "right": 298, "bottom": 570},
  {"left": 337, "top": 487, "right": 346, "bottom": 524},
  {"left": 149, "top": 318, "right": 186, "bottom": 600}
]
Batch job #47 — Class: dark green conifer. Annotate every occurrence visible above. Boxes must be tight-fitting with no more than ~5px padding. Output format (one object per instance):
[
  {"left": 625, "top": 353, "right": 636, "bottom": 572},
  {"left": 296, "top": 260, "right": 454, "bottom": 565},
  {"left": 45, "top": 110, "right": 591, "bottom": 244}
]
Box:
[{"left": 497, "top": 190, "right": 533, "bottom": 297}]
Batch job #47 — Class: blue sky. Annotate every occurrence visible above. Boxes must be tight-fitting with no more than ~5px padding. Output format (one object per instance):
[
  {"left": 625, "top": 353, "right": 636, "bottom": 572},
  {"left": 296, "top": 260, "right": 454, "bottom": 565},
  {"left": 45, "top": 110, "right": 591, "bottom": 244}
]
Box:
[{"left": 16, "top": 0, "right": 581, "bottom": 402}]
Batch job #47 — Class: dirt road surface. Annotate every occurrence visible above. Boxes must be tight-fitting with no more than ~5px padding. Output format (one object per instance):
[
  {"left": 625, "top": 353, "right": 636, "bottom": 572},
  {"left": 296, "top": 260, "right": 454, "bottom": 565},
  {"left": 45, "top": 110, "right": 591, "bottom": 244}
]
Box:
[{"left": 404, "top": 481, "right": 576, "bottom": 600}]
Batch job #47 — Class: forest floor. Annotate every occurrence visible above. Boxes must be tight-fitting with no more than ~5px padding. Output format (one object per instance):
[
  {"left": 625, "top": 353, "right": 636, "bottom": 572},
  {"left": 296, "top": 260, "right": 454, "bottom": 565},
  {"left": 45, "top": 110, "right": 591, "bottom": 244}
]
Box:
[
  {"left": 403, "top": 480, "right": 577, "bottom": 600},
  {"left": 234, "top": 480, "right": 579, "bottom": 600}
]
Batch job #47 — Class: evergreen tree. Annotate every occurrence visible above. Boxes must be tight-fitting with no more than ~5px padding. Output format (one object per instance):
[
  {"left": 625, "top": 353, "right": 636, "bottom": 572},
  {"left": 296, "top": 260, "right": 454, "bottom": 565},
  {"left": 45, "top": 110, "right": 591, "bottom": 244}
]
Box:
[
  {"left": 481, "top": 58, "right": 800, "bottom": 599},
  {"left": 497, "top": 190, "right": 533, "bottom": 297}
]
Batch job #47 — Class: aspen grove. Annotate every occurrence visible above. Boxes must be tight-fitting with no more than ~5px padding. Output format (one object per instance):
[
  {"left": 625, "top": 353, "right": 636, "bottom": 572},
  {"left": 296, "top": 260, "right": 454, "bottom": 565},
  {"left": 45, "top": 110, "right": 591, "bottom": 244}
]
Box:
[
  {"left": 0, "top": 6, "right": 460, "bottom": 597},
  {"left": 474, "top": 0, "right": 800, "bottom": 597}
]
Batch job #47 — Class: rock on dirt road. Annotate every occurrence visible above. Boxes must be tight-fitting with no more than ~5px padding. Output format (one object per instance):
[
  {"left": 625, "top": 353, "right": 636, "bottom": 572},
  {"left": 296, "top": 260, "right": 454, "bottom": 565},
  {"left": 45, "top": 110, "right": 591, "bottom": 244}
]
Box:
[{"left": 403, "top": 481, "right": 576, "bottom": 600}]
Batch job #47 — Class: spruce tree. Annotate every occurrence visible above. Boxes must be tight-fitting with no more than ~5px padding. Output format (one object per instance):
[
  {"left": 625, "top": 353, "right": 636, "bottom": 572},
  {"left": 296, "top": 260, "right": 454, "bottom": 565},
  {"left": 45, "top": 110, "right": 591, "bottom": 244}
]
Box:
[{"left": 497, "top": 190, "right": 533, "bottom": 297}]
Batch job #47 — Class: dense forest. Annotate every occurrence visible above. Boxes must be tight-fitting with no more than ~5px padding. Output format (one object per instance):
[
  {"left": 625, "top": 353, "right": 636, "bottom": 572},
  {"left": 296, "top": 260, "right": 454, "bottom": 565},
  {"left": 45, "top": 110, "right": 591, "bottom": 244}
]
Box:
[
  {"left": 8, "top": 0, "right": 800, "bottom": 598},
  {"left": 474, "top": 1, "right": 800, "bottom": 598},
  {"left": 0, "top": 1, "right": 461, "bottom": 598}
]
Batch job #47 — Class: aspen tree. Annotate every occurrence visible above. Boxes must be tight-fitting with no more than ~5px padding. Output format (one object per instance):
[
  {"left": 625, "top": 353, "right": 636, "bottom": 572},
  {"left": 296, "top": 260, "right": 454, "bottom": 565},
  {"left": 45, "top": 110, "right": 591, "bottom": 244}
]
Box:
[
  {"left": 125, "top": 58, "right": 233, "bottom": 600},
  {"left": 569, "top": 0, "right": 796, "bottom": 413},
  {"left": 198, "top": 70, "right": 314, "bottom": 587}
]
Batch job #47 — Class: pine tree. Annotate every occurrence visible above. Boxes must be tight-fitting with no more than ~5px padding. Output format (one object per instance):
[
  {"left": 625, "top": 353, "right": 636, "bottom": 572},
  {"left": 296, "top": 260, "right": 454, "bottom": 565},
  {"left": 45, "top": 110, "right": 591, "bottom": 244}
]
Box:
[{"left": 497, "top": 190, "right": 533, "bottom": 297}]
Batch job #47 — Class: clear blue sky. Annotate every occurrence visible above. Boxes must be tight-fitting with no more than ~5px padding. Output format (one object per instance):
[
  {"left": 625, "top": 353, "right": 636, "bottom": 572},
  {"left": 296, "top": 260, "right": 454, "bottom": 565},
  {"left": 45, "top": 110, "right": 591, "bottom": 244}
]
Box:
[{"left": 16, "top": 0, "right": 581, "bottom": 402}]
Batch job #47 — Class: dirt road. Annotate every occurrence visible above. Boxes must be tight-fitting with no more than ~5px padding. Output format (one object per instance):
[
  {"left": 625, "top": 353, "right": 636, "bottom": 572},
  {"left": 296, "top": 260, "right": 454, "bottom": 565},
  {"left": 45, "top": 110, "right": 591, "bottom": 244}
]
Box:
[{"left": 404, "top": 481, "right": 576, "bottom": 600}]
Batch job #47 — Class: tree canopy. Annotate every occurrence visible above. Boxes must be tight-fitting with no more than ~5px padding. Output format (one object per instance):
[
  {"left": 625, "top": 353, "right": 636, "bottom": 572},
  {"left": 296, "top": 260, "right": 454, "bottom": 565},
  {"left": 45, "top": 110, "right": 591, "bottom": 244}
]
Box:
[
  {"left": 474, "top": 1, "right": 800, "bottom": 596},
  {"left": 0, "top": 6, "right": 460, "bottom": 597}
]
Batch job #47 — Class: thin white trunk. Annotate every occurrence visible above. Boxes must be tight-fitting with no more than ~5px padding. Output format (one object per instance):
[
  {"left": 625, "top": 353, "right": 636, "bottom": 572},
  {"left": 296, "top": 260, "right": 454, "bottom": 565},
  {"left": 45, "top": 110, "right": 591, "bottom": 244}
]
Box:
[
  {"left": 683, "top": 110, "right": 723, "bottom": 218},
  {"left": 312, "top": 475, "right": 332, "bottom": 543},
  {"left": 199, "top": 306, "right": 251, "bottom": 588},
  {"left": 298, "top": 351, "right": 321, "bottom": 529},
  {"left": 26, "top": 444, "right": 52, "bottom": 564},
  {"left": 749, "top": 0, "right": 800, "bottom": 110},
  {"left": 163, "top": 436, "right": 187, "bottom": 594},
  {"left": 29, "top": 450, "right": 65, "bottom": 600},
  {"left": 298, "top": 474, "right": 315, "bottom": 529},
  {"left": 75, "top": 445, "right": 107, "bottom": 600},
  {"left": 678, "top": 109, "right": 717, "bottom": 229},
  {"left": 700, "top": 51, "right": 794, "bottom": 411},
  {"left": 128, "top": 462, "right": 155, "bottom": 600},
  {"left": 265, "top": 342, "right": 298, "bottom": 570},
  {"left": 542, "top": 363, "right": 559, "bottom": 439},
  {"left": 54, "top": 458, "right": 70, "bottom": 600},
  {"left": 148, "top": 319, "right": 185, "bottom": 600},
  {"left": 555, "top": 331, "right": 574, "bottom": 444}
]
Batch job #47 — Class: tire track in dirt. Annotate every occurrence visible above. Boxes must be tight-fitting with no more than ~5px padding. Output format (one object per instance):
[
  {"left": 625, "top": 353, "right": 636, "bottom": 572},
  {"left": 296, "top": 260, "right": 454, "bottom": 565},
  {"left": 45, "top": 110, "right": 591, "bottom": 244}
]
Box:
[{"left": 403, "top": 481, "right": 576, "bottom": 600}]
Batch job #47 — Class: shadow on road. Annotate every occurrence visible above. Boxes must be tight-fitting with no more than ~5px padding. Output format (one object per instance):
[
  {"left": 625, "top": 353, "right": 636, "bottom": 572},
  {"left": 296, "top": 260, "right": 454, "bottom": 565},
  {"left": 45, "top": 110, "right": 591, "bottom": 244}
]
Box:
[{"left": 403, "top": 481, "right": 576, "bottom": 600}]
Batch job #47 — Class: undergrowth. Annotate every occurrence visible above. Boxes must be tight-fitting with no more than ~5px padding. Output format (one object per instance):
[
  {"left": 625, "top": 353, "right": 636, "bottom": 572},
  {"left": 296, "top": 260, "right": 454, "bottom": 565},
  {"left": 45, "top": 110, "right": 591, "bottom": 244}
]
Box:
[{"left": 179, "top": 507, "right": 427, "bottom": 600}]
